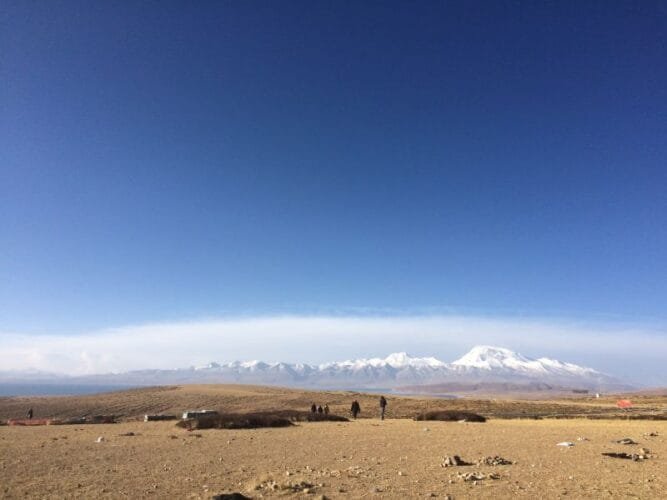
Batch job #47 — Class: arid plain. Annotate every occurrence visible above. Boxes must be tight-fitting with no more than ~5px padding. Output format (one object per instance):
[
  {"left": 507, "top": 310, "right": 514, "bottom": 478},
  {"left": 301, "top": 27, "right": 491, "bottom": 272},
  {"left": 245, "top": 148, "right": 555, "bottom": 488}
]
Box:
[{"left": 1, "top": 385, "right": 666, "bottom": 499}]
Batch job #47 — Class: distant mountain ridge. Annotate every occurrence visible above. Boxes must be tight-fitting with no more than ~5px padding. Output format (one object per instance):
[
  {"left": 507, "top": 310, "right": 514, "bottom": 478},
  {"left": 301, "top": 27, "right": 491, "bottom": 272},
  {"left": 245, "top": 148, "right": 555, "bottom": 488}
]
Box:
[{"left": 0, "top": 346, "right": 632, "bottom": 392}]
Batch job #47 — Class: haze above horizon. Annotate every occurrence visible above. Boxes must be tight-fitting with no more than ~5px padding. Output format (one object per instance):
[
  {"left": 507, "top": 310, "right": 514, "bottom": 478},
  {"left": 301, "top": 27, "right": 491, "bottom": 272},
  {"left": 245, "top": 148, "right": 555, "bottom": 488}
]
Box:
[{"left": 1, "top": 2, "right": 665, "bottom": 381}]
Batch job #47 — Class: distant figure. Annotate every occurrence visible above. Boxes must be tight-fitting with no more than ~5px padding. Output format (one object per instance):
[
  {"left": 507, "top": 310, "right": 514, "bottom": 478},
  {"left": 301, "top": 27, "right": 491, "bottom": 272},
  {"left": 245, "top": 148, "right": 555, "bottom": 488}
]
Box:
[
  {"left": 379, "top": 396, "right": 387, "bottom": 420},
  {"left": 27, "top": 408, "right": 33, "bottom": 420},
  {"left": 311, "top": 403, "right": 317, "bottom": 414},
  {"left": 351, "top": 400, "right": 361, "bottom": 419},
  {"left": 317, "top": 405, "right": 323, "bottom": 414},
  {"left": 380, "top": 396, "right": 387, "bottom": 420},
  {"left": 324, "top": 404, "right": 330, "bottom": 415}
]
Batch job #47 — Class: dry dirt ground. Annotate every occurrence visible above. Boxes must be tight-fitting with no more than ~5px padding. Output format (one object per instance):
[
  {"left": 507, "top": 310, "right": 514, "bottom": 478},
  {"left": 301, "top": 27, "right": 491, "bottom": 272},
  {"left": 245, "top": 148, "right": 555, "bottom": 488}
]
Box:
[
  {"left": 1, "top": 385, "right": 666, "bottom": 499},
  {"left": 1, "top": 384, "right": 666, "bottom": 421},
  {"left": 1, "top": 418, "right": 665, "bottom": 499}
]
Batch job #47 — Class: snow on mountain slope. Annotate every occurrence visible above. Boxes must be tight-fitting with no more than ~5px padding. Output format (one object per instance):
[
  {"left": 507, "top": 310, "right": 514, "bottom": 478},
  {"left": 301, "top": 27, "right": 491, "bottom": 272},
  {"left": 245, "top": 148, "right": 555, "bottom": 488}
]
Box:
[
  {"left": 451, "top": 345, "right": 601, "bottom": 377},
  {"left": 319, "top": 352, "right": 447, "bottom": 370},
  {"left": 452, "top": 345, "right": 533, "bottom": 370},
  {"left": 26, "top": 346, "right": 629, "bottom": 391}
]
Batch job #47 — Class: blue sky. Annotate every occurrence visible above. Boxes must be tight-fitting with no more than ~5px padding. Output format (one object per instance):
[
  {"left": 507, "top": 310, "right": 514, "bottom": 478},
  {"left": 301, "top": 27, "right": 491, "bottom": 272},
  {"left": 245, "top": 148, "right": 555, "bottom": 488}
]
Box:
[{"left": 1, "top": 2, "right": 666, "bottom": 380}]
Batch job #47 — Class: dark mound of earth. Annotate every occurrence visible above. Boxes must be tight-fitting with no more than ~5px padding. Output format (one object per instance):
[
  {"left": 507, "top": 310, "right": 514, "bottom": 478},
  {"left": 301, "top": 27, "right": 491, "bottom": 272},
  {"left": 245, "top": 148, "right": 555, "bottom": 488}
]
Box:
[
  {"left": 414, "top": 410, "right": 486, "bottom": 422},
  {"left": 177, "top": 411, "right": 349, "bottom": 430}
]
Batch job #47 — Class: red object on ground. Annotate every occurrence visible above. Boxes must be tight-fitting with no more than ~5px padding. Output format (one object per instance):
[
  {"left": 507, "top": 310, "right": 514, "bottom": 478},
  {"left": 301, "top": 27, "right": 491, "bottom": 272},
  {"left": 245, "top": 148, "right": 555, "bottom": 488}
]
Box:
[{"left": 616, "top": 399, "right": 633, "bottom": 409}]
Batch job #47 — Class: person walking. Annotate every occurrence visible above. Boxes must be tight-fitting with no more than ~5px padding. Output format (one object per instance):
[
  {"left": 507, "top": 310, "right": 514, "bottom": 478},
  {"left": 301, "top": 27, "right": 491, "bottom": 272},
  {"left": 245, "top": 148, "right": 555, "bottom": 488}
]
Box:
[
  {"left": 323, "top": 404, "right": 330, "bottom": 415},
  {"left": 311, "top": 403, "right": 317, "bottom": 414},
  {"left": 379, "top": 396, "right": 387, "bottom": 420},
  {"left": 27, "top": 408, "right": 33, "bottom": 420},
  {"left": 317, "top": 405, "right": 323, "bottom": 414},
  {"left": 351, "top": 400, "right": 361, "bottom": 419}
]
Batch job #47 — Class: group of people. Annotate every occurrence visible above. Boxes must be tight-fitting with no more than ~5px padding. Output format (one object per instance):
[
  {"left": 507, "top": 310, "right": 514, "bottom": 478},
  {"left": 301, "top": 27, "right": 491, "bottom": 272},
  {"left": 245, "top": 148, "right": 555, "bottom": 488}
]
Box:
[
  {"left": 311, "top": 396, "right": 388, "bottom": 420},
  {"left": 310, "top": 403, "right": 330, "bottom": 415},
  {"left": 351, "top": 396, "right": 388, "bottom": 420}
]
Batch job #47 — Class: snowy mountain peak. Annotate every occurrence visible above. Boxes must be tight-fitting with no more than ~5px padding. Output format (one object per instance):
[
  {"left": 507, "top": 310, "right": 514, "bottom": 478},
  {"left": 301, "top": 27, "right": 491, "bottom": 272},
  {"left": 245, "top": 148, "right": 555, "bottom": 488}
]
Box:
[
  {"left": 452, "top": 345, "right": 531, "bottom": 369},
  {"left": 384, "top": 352, "right": 410, "bottom": 365},
  {"left": 382, "top": 352, "right": 446, "bottom": 368},
  {"left": 6, "top": 345, "right": 628, "bottom": 391},
  {"left": 451, "top": 345, "right": 603, "bottom": 379},
  {"left": 322, "top": 352, "right": 447, "bottom": 370}
]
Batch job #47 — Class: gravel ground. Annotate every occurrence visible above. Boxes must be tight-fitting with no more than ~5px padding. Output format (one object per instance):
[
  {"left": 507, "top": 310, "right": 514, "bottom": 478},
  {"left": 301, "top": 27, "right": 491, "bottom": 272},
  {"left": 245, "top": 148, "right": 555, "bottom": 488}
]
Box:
[{"left": 1, "top": 418, "right": 665, "bottom": 499}]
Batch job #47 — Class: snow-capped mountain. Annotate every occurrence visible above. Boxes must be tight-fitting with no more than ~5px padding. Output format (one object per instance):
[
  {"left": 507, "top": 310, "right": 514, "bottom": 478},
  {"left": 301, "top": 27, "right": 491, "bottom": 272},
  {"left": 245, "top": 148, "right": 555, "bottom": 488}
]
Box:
[
  {"left": 451, "top": 345, "right": 601, "bottom": 378},
  {"left": 38, "top": 346, "right": 629, "bottom": 392},
  {"left": 445, "top": 345, "right": 619, "bottom": 388}
]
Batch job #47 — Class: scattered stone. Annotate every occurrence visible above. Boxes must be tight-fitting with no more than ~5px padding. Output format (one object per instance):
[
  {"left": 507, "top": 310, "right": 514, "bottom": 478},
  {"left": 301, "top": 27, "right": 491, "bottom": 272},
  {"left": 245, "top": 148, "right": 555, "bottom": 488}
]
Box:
[
  {"left": 577, "top": 437, "right": 589, "bottom": 441},
  {"left": 119, "top": 432, "right": 136, "bottom": 437},
  {"left": 478, "top": 456, "right": 513, "bottom": 466},
  {"left": 398, "top": 471, "right": 405, "bottom": 476},
  {"left": 253, "top": 479, "right": 315, "bottom": 494},
  {"left": 346, "top": 466, "right": 365, "bottom": 477},
  {"left": 457, "top": 471, "right": 500, "bottom": 482},
  {"left": 442, "top": 455, "right": 472, "bottom": 467},
  {"left": 556, "top": 442, "right": 574, "bottom": 447},
  {"left": 253, "top": 480, "right": 274, "bottom": 492},
  {"left": 602, "top": 452, "right": 635, "bottom": 460},
  {"left": 614, "top": 438, "right": 638, "bottom": 445},
  {"left": 602, "top": 448, "right": 651, "bottom": 461},
  {"left": 644, "top": 432, "right": 659, "bottom": 437},
  {"left": 95, "top": 436, "right": 105, "bottom": 443},
  {"left": 211, "top": 494, "right": 251, "bottom": 500}
]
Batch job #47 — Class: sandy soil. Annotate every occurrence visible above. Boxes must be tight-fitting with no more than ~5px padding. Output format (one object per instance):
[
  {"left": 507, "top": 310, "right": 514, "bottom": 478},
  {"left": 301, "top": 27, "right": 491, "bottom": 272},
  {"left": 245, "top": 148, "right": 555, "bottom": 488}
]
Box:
[
  {"left": 0, "top": 417, "right": 665, "bottom": 498},
  {"left": 1, "top": 385, "right": 665, "bottom": 498},
  {"left": 1, "top": 384, "right": 666, "bottom": 421}
]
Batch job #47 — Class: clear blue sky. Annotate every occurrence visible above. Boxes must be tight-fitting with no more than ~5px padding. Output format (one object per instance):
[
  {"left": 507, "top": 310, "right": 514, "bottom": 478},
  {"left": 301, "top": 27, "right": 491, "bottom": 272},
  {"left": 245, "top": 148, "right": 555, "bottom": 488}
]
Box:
[{"left": 2, "top": 1, "right": 666, "bottom": 335}]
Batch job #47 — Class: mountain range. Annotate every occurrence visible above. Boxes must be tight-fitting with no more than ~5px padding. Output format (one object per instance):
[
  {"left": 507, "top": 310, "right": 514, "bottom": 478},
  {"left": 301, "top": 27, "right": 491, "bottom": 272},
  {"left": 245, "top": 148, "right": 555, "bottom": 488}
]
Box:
[{"left": 0, "top": 346, "right": 632, "bottom": 393}]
